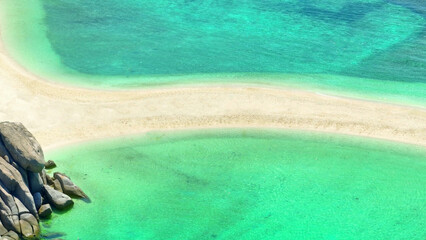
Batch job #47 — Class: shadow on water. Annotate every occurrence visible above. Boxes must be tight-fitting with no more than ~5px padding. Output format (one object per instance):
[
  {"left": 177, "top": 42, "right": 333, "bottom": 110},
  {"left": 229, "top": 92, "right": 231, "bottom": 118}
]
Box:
[
  {"left": 342, "top": 0, "right": 426, "bottom": 83},
  {"left": 256, "top": 0, "right": 426, "bottom": 83},
  {"left": 342, "top": 29, "right": 426, "bottom": 83},
  {"left": 386, "top": 0, "right": 426, "bottom": 16},
  {"left": 40, "top": 202, "right": 88, "bottom": 239},
  {"left": 40, "top": 215, "right": 66, "bottom": 239},
  {"left": 41, "top": 232, "right": 67, "bottom": 240},
  {"left": 300, "top": 2, "right": 386, "bottom": 23},
  {"left": 255, "top": 0, "right": 386, "bottom": 23}
]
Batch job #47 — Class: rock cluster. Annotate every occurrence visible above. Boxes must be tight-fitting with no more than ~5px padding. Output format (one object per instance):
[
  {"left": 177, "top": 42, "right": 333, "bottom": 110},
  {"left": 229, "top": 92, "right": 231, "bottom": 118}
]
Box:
[{"left": 0, "top": 122, "right": 88, "bottom": 240}]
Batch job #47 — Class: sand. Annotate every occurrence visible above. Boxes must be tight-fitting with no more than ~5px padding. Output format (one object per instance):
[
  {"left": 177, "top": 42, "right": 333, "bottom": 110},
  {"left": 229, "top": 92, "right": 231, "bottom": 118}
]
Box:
[{"left": 0, "top": 30, "right": 425, "bottom": 150}]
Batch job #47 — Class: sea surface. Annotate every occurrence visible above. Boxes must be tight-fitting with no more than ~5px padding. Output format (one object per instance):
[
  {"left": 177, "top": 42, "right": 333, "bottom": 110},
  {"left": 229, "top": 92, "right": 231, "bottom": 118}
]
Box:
[
  {"left": 0, "top": 0, "right": 426, "bottom": 105},
  {"left": 44, "top": 130, "right": 426, "bottom": 240},
  {"left": 1, "top": 2, "right": 424, "bottom": 239}
]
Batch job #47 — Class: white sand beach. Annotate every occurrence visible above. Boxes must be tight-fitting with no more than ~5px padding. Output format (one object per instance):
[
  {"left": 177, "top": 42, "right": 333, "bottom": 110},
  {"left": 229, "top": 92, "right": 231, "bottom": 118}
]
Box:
[{"left": 0, "top": 31, "right": 425, "bottom": 149}]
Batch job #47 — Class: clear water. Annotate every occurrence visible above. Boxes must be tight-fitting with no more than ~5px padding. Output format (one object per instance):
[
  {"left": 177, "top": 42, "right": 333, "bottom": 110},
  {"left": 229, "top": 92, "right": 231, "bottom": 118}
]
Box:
[
  {"left": 44, "top": 130, "right": 426, "bottom": 240},
  {"left": 1, "top": 0, "right": 426, "bottom": 105},
  {"left": 40, "top": 0, "right": 426, "bottom": 80}
]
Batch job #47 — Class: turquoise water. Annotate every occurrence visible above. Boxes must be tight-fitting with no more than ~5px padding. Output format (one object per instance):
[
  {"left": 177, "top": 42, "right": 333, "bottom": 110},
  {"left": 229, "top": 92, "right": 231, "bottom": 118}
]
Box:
[
  {"left": 44, "top": 130, "right": 426, "bottom": 240},
  {"left": 1, "top": 0, "right": 426, "bottom": 105},
  {"left": 41, "top": 0, "right": 425, "bottom": 81}
]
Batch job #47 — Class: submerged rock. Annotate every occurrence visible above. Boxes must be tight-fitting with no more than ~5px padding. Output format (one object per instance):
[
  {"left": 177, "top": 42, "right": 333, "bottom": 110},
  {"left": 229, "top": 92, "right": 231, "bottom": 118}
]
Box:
[
  {"left": 41, "top": 232, "right": 66, "bottom": 240},
  {"left": 53, "top": 172, "right": 89, "bottom": 199},
  {"left": 42, "top": 185, "right": 73, "bottom": 210},
  {"left": 0, "top": 122, "right": 45, "bottom": 173}
]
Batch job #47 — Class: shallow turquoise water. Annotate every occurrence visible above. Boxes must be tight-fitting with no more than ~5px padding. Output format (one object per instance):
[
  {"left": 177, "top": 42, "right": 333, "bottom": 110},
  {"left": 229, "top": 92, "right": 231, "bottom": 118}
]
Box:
[
  {"left": 0, "top": 0, "right": 426, "bottom": 105},
  {"left": 41, "top": 0, "right": 425, "bottom": 81},
  {"left": 44, "top": 130, "right": 426, "bottom": 240}
]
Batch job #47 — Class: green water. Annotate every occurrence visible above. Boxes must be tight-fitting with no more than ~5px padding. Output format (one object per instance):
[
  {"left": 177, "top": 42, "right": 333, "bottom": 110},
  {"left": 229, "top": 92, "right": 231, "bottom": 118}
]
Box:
[
  {"left": 0, "top": 0, "right": 426, "bottom": 106},
  {"left": 44, "top": 130, "right": 426, "bottom": 240}
]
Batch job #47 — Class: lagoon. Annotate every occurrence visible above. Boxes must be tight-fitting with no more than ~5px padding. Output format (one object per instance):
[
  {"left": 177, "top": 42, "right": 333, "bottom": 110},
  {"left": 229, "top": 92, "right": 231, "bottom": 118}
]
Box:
[{"left": 44, "top": 130, "right": 426, "bottom": 240}]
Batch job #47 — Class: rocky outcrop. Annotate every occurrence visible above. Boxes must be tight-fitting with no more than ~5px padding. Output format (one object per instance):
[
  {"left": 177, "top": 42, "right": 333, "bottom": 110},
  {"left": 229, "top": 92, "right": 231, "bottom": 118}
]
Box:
[
  {"left": 0, "top": 141, "right": 12, "bottom": 163},
  {"left": 42, "top": 186, "right": 73, "bottom": 211},
  {"left": 0, "top": 122, "right": 88, "bottom": 239},
  {"left": 53, "top": 173, "right": 89, "bottom": 200},
  {"left": 15, "top": 198, "right": 39, "bottom": 239},
  {"left": 0, "top": 157, "right": 37, "bottom": 217},
  {"left": 37, "top": 205, "right": 52, "bottom": 219},
  {"left": 2, "top": 230, "right": 19, "bottom": 240},
  {"left": 0, "top": 123, "right": 45, "bottom": 173},
  {"left": 0, "top": 181, "right": 21, "bottom": 233},
  {"left": 44, "top": 160, "right": 56, "bottom": 170},
  {"left": 0, "top": 220, "right": 8, "bottom": 235},
  {"left": 51, "top": 179, "right": 62, "bottom": 193}
]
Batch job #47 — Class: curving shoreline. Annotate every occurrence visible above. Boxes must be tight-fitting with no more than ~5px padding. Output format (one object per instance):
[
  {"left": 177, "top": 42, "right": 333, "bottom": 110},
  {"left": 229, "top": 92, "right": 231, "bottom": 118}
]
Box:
[
  {"left": 0, "top": 2, "right": 425, "bottom": 149},
  {"left": 1, "top": 0, "right": 426, "bottom": 105},
  {"left": 0, "top": 26, "right": 425, "bottom": 149}
]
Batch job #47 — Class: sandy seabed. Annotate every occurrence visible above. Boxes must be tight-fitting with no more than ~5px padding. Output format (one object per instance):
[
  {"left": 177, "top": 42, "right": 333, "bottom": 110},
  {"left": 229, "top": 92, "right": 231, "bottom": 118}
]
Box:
[{"left": 0, "top": 31, "right": 425, "bottom": 150}]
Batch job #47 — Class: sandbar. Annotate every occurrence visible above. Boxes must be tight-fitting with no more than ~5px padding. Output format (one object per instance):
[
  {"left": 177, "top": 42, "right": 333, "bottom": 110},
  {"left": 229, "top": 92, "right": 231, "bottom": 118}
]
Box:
[{"left": 0, "top": 29, "right": 425, "bottom": 149}]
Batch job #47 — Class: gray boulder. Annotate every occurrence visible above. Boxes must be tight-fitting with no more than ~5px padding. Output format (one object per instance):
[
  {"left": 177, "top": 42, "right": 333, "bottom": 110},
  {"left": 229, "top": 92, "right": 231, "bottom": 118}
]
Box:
[
  {"left": 0, "top": 185, "right": 39, "bottom": 239},
  {"left": 1, "top": 230, "right": 19, "bottom": 240},
  {"left": 0, "top": 183, "right": 20, "bottom": 233},
  {"left": 38, "top": 204, "right": 52, "bottom": 219},
  {"left": 52, "top": 179, "right": 63, "bottom": 193},
  {"left": 10, "top": 161, "right": 29, "bottom": 187},
  {"left": 54, "top": 172, "right": 88, "bottom": 199},
  {"left": 0, "top": 122, "right": 45, "bottom": 173},
  {"left": 0, "top": 157, "right": 37, "bottom": 217},
  {"left": 39, "top": 170, "right": 47, "bottom": 185},
  {"left": 40, "top": 170, "right": 55, "bottom": 186},
  {"left": 45, "top": 174, "right": 54, "bottom": 186},
  {"left": 0, "top": 220, "right": 8, "bottom": 236},
  {"left": 42, "top": 185, "right": 73, "bottom": 210},
  {"left": 44, "top": 160, "right": 57, "bottom": 169},
  {"left": 15, "top": 198, "right": 40, "bottom": 239},
  {"left": 0, "top": 122, "right": 91, "bottom": 239}
]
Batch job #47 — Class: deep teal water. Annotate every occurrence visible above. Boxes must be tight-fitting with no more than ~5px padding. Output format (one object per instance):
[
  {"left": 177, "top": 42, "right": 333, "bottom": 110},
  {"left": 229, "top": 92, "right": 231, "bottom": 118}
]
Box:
[
  {"left": 41, "top": 0, "right": 425, "bottom": 83},
  {"left": 44, "top": 130, "right": 426, "bottom": 240}
]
